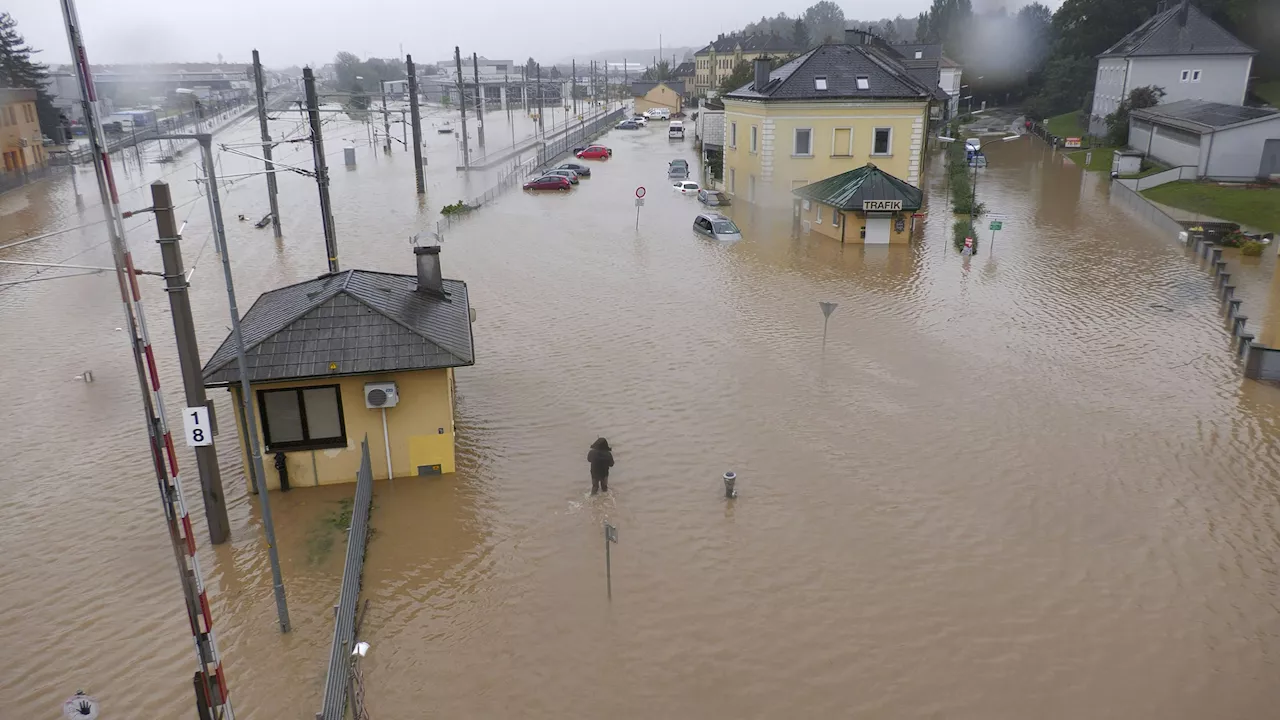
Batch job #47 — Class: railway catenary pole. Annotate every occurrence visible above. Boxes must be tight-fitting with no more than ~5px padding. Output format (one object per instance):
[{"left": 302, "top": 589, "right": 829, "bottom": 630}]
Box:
[{"left": 58, "top": 0, "right": 236, "bottom": 717}]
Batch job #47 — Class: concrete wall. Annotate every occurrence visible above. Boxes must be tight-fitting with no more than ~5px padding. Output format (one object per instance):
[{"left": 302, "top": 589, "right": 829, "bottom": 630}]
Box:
[
  {"left": 1144, "top": 122, "right": 1204, "bottom": 169},
  {"left": 226, "top": 368, "right": 457, "bottom": 490},
  {"left": 723, "top": 99, "right": 928, "bottom": 208},
  {"left": 1204, "top": 118, "right": 1280, "bottom": 180},
  {"left": 1127, "top": 55, "right": 1251, "bottom": 107}
]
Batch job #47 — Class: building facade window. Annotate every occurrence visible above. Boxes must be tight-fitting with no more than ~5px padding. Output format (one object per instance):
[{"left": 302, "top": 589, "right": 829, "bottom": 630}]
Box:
[
  {"left": 1180, "top": 69, "right": 1190, "bottom": 82},
  {"left": 856, "top": 76, "right": 870, "bottom": 90},
  {"left": 1191, "top": 69, "right": 1201, "bottom": 82},
  {"left": 814, "top": 76, "right": 827, "bottom": 91},
  {"left": 729, "top": 122, "right": 737, "bottom": 148},
  {"left": 729, "top": 168, "right": 735, "bottom": 193},
  {"left": 794, "top": 128, "right": 812, "bottom": 156},
  {"left": 872, "top": 128, "right": 892, "bottom": 156},
  {"left": 258, "top": 385, "right": 348, "bottom": 451},
  {"left": 832, "top": 209, "right": 841, "bottom": 226},
  {"left": 750, "top": 125, "right": 758, "bottom": 153},
  {"left": 832, "top": 127, "right": 852, "bottom": 156}
]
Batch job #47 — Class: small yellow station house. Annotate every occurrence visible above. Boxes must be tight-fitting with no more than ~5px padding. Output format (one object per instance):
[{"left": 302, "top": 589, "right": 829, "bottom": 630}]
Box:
[
  {"left": 631, "top": 82, "right": 683, "bottom": 115},
  {"left": 202, "top": 246, "right": 474, "bottom": 490},
  {"left": 793, "top": 163, "right": 923, "bottom": 244}
]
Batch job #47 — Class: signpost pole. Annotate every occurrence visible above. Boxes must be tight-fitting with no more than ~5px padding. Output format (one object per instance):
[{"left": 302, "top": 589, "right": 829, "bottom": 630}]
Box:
[
  {"left": 634, "top": 186, "right": 646, "bottom": 231},
  {"left": 605, "top": 523, "right": 612, "bottom": 600},
  {"left": 819, "top": 302, "right": 838, "bottom": 350}
]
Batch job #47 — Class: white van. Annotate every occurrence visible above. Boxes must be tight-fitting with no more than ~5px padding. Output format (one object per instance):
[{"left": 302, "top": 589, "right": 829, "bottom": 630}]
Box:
[
  {"left": 645, "top": 107, "right": 671, "bottom": 120},
  {"left": 668, "top": 120, "right": 684, "bottom": 139}
]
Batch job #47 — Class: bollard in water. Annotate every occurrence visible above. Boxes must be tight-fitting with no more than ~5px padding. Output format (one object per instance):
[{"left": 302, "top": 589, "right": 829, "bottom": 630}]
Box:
[
  {"left": 723, "top": 471, "right": 738, "bottom": 499},
  {"left": 343, "top": 146, "right": 356, "bottom": 168}
]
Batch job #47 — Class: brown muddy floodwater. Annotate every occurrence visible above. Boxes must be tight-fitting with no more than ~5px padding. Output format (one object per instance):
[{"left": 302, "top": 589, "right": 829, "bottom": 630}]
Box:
[{"left": 2, "top": 110, "right": 1280, "bottom": 719}]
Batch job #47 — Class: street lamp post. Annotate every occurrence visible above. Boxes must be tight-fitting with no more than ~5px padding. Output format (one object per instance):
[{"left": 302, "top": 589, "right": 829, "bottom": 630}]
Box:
[{"left": 937, "top": 134, "right": 1020, "bottom": 215}]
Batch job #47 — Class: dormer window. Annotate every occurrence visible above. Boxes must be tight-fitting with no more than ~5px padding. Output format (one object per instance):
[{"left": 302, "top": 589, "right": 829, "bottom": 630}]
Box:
[
  {"left": 814, "top": 76, "right": 828, "bottom": 91},
  {"left": 914, "top": 50, "right": 923, "bottom": 59},
  {"left": 856, "top": 76, "right": 870, "bottom": 90}
]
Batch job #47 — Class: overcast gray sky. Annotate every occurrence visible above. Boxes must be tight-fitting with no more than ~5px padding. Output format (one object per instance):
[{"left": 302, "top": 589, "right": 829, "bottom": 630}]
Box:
[{"left": 10, "top": 0, "right": 1063, "bottom": 67}]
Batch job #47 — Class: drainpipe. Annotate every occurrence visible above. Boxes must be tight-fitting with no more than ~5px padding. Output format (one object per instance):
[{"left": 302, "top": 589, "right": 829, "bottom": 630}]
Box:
[
  {"left": 840, "top": 212, "right": 846, "bottom": 244},
  {"left": 1203, "top": 130, "right": 1213, "bottom": 178}
]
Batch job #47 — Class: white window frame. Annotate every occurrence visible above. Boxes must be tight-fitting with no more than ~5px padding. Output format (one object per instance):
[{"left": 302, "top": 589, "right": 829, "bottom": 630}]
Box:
[
  {"left": 1180, "top": 69, "right": 1190, "bottom": 82},
  {"left": 793, "top": 127, "right": 813, "bottom": 157},
  {"left": 814, "top": 76, "right": 828, "bottom": 91},
  {"left": 1191, "top": 69, "right": 1202, "bottom": 83},
  {"left": 832, "top": 209, "right": 841, "bottom": 227},
  {"left": 872, "top": 127, "right": 892, "bottom": 156},
  {"left": 856, "top": 76, "right": 870, "bottom": 90},
  {"left": 914, "top": 50, "right": 923, "bottom": 59},
  {"left": 830, "top": 127, "right": 853, "bottom": 157},
  {"left": 815, "top": 207, "right": 822, "bottom": 224},
  {"left": 729, "top": 121, "right": 737, "bottom": 148},
  {"left": 750, "top": 125, "right": 758, "bottom": 154}
]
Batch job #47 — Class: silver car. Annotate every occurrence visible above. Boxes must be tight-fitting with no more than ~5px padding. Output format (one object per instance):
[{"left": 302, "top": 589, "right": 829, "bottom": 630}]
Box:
[
  {"left": 693, "top": 213, "right": 742, "bottom": 241},
  {"left": 542, "top": 169, "right": 579, "bottom": 184}
]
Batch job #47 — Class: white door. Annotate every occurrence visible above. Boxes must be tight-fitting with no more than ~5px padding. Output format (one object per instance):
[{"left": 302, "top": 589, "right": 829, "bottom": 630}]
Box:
[{"left": 865, "top": 216, "right": 891, "bottom": 244}]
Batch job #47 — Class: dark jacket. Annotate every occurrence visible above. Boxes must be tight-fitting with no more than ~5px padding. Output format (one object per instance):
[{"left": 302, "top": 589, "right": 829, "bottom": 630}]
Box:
[{"left": 588, "top": 438, "right": 614, "bottom": 479}]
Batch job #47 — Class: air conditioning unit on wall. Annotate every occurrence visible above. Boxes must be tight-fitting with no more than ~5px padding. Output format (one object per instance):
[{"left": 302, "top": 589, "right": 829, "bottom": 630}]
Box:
[{"left": 364, "top": 381, "right": 399, "bottom": 409}]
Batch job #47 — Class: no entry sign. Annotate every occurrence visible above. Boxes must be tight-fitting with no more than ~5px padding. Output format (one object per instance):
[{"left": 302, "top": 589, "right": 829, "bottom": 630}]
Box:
[{"left": 635, "top": 186, "right": 646, "bottom": 199}]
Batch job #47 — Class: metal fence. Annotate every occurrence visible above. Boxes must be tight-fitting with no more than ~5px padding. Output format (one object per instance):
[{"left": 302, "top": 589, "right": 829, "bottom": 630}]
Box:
[
  {"left": 0, "top": 164, "right": 62, "bottom": 195},
  {"left": 317, "top": 436, "right": 375, "bottom": 720},
  {"left": 438, "top": 107, "right": 626, "bottom": 230}
]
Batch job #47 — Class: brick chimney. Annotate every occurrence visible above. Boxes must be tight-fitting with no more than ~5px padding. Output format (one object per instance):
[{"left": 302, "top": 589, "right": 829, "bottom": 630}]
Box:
[{"left": 1176, "top": 0, "right": 1190, "bottom": 26}]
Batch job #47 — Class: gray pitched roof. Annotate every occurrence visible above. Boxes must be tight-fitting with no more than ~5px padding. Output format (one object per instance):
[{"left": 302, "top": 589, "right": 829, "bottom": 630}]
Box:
[
  {"left": 698, "top": 33, "right": 805, "bottom": 56},
  {"left": 893, "top": 43, "right": 941, "bottom": 61},
  {"left": 725, "top": 44, "right": 936, "bottom": 102},
  {"left": 1132, "top": 99, "right": 1280, "bottom": 133},
  {"left": 673, "top": 61, "right": 696, "bottom": 76},
  {"left": 202, "top": 269, "right": 473, "bottom": 387},
  {"left": 1100, "top": 3, "right": 1255, "bottom": 58},
  {"left": 792, "top": 163, "right": 923, "bottom": 211}
]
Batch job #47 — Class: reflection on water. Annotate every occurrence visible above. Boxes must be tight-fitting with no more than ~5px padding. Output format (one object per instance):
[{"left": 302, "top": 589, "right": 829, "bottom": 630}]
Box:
[{"left": 3, "top": 111, "right": 1280, "bottom": 719}]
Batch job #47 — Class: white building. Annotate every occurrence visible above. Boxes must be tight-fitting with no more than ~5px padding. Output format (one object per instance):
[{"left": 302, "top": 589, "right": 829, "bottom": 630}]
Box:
[
  {"left": 1088, "top": 0, "right": 1255, "bottom": 137},
  {"left": 1129, "top": 100, "right": 1280, "bottom": 181}
]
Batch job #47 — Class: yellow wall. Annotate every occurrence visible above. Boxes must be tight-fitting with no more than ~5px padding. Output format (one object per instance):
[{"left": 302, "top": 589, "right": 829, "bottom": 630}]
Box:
[
  {"left": 225, "top": 368, "right": 457, "bottom": 491},
  {"left": 800, "top": 201, "right": 912, "bottom": 244},
  {"left": 0, "top": 98, "right": 44, "bottom": 173},
  {"left": 634, "top": 84, "right": 682, "bottom": 114},
  {"left": 723, "top": 99, "right": 928, "bottom": 208}
]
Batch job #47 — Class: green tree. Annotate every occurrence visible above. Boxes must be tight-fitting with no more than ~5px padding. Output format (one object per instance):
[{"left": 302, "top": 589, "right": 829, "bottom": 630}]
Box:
[
  {"left": 1105, "top": 84, "right": 1165, "bottom": 146},
  {"left": 803, "top": 1, "right": 846, "bottom": 44},
  {"left": 0, "top": 12, "right": 57, "bottom": 136},
  {"left": 792, "top": 18, "right": 811, "bottom": 49},
  {"left": 915, "top": 0, "right": 973, "bottom": 59},
  {"left": 642, "top": 60, "right": 674, "bottom": 82}
]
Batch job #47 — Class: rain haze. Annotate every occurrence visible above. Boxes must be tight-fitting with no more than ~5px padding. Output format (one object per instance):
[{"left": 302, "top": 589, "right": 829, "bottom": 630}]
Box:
[{"left": 8, "top": 0, "right": 1063, "bottom": 64}]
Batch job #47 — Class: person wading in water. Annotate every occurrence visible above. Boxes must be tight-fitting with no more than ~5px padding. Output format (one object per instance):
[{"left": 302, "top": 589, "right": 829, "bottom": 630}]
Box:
[{"left": 588, "top": 438, "right": 615, "bottom": 495}]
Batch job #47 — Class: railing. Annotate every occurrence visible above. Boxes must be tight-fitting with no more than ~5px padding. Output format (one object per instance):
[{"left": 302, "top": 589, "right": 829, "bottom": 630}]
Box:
[
  {"left": 0, "top": 164, "right": 63, "bottom": 195},
  {"left": 1133, "top": 165, "right": 1198, "bottom": 191},
  {"left": 1110, "top": 178, "right": 1185, "bottom": 237},
  {"left": 438, "top": 107, "right": 625, "bottom": 229},
  {"left": 317, "top": 436, "right": 375, "bottom": 720}
]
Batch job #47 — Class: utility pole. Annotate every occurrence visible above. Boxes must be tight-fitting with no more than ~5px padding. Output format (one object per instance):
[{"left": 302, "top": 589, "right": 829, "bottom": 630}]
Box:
[
  {"left": 197, "top": 135, "right": 291, "bottom": 634},
  {"left": 58, "top": 0, "right": 237, "bottom": 715},
  {"left": 454, "top": 47, "right": 470, "bottom": 170},
  {"left": 252, "top": 49, "right": 282, "bottom": 238},
  {"left": 303, "top": 67, "right": 339, "bottom": 273},
  {"left": 536, "top": 63, "right": 544, "bottom": 140},
  {"left": 571, "top": 59, "right": 577, "bottom": 116},
  {"left": 406, "top": 55, "right": 424, "bottom": 193},
  {"left": 472, "top": 53, "right": 485, "bottom": 150},
  {"left": 152, "top": 180, "right": 231, "bottom": 546},
  {"left": 380, "top": 81, "right": 391, "bottom": 154}
]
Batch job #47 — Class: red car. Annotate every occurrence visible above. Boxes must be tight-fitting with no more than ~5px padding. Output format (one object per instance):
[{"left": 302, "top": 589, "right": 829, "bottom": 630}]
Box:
[
  {"left": 575, "top": 145, "right": 611, "bottom": 160},
  {"left": 523, "top": 175, "right": 572, "bottom": 191}
]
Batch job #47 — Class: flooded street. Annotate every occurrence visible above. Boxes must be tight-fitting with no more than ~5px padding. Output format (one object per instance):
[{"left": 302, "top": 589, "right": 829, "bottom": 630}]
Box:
[{"left": 3, "top": 111, "right": 1280, "bottom": 718}]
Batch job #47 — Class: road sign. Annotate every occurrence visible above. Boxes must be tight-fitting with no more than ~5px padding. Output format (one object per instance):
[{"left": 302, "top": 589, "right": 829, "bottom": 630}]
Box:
[
  {"left": 635, "top": 198, "right": 645, "bottom": 207},
  {"left": 819, "top": 302, "right": 838, "bottom": 318},
  {"left": 183, "top": 406, "right": 213, "bottom": 447},
  {"left": 989, "top": 221, "right": 1003, "bottom": 231},
  {"left": 1064, "top": 137, "right": 1082, "bottom": 148},
  {"left": 635, "top": 186, "right": 646, "bottom": 198},
  {"left": 63, "top": 693, "right": 99, "bottom": 720},
  {"left": 605, "top": 522, "right": 618, "bottom": 543}
]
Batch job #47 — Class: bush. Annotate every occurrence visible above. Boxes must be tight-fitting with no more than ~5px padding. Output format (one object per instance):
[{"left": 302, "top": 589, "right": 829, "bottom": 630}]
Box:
[
  {"left": 441, "top": 200, "right": 474, "bottom": 216},
  {"left": 953, "top": 220, "right": 978, "bottom": 252},
  {"left": 1219, "top": 230, "right": 1248, "bottom": 248},
  {"left": 1241, "top": 241, "right": 1265, "bottom": 256}
]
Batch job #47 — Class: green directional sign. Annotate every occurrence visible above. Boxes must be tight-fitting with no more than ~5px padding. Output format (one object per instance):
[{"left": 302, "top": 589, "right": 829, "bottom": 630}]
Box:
[{"left": 989, "top": 221, "right": 1003, "bottom": 231}]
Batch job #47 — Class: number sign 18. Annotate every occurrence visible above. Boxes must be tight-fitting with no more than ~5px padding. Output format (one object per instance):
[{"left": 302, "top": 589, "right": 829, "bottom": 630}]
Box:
[{"left": 184, "top": 406, "right": 213, "bottom": 447}]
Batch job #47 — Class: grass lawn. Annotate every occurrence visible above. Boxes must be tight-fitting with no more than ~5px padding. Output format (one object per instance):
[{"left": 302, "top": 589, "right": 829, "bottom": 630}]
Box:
[
  {"left": 1120, "top": 159, "right": 1170, "bottom": 180},
  {"left": 1046, "top": 111, "right": 1087, "bottom": 138},
  {"left": 1255, "top": 80, "right": 1280, "bottom": 108},
  {"left": 1066, "top": 147, "right": 1118, "bottom": 172},
  {"left": 1143, "top": 182, "right": 1280, "bottom": 232}
]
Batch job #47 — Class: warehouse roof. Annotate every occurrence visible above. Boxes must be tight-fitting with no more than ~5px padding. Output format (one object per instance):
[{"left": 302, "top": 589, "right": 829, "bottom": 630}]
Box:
[{"left": 1132, "top": 99, "right": 1280, "bottom": 133}]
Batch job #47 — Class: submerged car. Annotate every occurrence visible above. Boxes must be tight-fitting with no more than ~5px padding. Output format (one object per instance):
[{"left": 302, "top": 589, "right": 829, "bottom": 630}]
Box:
[
  {"left": 668, "top": 159, "right": 689, "bottom": 177},
  {"left": 542, "top": 168, "right": 579, "bottom": 184},
  {"left": 697, "top": 189, "right": 730, "bottom": 207},
  {"left": 575, "top": 145, "right": 611, "bottom": 159},
  {"left": 693, "top": 213, "right": 742, "bottom": 241},
  {"left": 630, "top": 115, "right": 649, "bottom": 126},
  {"left": 523, "top": 175, "right": 572, "bottom": 191},
  {"left": 617, "top": 120, "right": 640, "bottom": 130},
  {"left": 672, "top": 180, "right": 701, "bottom": 195},
  {"left": 555, "top": 162, "right": 591, "bottom": 177}
]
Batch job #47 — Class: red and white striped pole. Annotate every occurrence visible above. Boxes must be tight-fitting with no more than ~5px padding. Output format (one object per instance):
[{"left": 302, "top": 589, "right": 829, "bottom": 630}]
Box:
[{"left": 58, "top": 1, "right": 234, "bottom": 718}]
